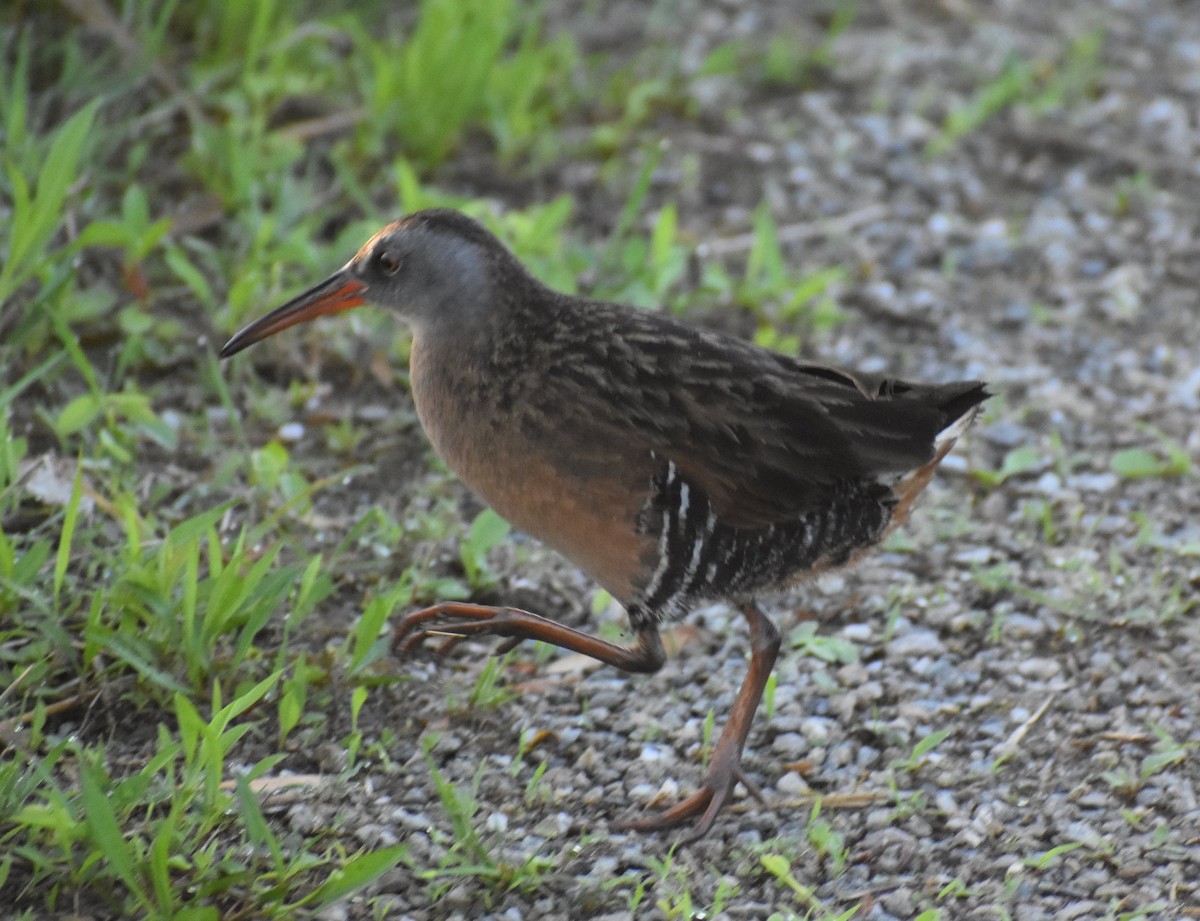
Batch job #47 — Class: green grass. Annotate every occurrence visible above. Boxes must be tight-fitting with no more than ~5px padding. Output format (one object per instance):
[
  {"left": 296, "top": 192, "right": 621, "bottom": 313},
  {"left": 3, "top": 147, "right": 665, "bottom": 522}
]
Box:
[
  {"left": 1110, "top": 428, "right": 1192, "bottom": 479},
  {"left": 758, "top": 852, "right": 858, "bottom": 920},
  {"left": 926, "top": 28, "right": 1105, "bottom": 157},
  {"left": 349, "top": 0, "right": 579, "bottom": 167},
  {"left": 889, "top": 726, "right": 954, "bottom": 773}
]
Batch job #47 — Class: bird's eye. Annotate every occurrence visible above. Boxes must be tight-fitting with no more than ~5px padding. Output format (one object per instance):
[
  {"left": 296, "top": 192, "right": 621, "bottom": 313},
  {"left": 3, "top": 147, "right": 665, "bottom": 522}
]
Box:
[{"left": 376, "top": 251, "right": 401, "bottom": 276}]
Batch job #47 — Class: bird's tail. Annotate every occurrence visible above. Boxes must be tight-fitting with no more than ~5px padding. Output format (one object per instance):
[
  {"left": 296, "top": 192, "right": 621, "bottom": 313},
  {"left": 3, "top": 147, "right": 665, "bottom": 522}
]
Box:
[{"left": 890, "top": 380, "right": 989, "bottom": 527}]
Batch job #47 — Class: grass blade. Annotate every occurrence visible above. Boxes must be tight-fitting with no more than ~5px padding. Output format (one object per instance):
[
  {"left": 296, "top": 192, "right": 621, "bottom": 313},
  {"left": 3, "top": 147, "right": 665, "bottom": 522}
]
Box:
[
  {"left": 80, "top": 758, "right": 148, "bottom": 906},
  {"left": 53, "top": 460, "right": 84, "bottom": 604},
  {"left": 310, "top": 844, "right": 408, "bottom": 909}
]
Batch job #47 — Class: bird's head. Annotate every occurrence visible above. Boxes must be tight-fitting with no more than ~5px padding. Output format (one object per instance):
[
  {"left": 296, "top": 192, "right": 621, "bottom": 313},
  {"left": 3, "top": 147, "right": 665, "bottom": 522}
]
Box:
[{"left": 219, "top": 209, "right": 504, "bottom": 358}]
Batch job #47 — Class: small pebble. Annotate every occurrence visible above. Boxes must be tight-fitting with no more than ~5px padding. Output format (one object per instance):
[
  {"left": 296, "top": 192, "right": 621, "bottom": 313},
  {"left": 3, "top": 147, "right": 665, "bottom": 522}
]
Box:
[
  {"left": 1017, "top": 657, "right": 1061, "bottom": 680},
  {"left": 841, "top": 623, "right": 873, "bottom": 642},
  {"left": 354, "top": 823, "right": 398, "bottom": 848},
  {"left": 886, "top": 628, "right": 946, "bottom": 658},
  {"left": 1062, "top": 820, "right": 1106, "bottom": 851},
  {"left": 776, "top": 771, "right": 808, "bottom": 795},
  {"left": 1001, "top": 614, "right": 1049, "bottom": 639},
  {"left": 390, "top": 808, "right": 432, "bottom": 831},
  {"left": 1071, "top": 472, "right": 1118, "bottom": 493},
  {"left": 771, "top": 732, "right": 807, "bottom": 757},
  {"left": 800, "top": 717, "right": 837, "bottom": 741}
]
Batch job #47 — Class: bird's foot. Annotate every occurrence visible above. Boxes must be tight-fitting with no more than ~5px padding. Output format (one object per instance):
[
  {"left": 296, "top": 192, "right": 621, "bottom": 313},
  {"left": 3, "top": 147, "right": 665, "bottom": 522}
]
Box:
[
  {"left": 623, "top": 753, "right": 767, "bottom": 844},
  {"left": 392, "top": 602, "right": 666, "bottom": 674},
  {"left": 392, "top": 602, "right": 538, "bottom": 660}
]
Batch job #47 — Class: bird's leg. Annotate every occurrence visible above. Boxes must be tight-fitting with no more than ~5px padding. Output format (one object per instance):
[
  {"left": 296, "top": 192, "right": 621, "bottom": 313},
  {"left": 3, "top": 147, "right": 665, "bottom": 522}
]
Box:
[
  {"left": 625, "top": 601, "right": 781, "bottom": 842},
  {"left": 393, "top": 601, "right": 666, "bottom": 674}
]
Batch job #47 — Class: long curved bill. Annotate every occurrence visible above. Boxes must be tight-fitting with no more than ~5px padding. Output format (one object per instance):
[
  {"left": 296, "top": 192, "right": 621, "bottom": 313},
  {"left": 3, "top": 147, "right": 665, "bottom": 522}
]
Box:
[{"left": 219, "top": 270, "right": 368, "bottom": 358}]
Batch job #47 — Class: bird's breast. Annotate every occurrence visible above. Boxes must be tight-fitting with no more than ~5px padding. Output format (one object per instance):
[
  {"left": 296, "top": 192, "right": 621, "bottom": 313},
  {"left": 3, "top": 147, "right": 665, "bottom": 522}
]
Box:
[{"left": 408, "top": 336, "right": 655, "bottom": 603}]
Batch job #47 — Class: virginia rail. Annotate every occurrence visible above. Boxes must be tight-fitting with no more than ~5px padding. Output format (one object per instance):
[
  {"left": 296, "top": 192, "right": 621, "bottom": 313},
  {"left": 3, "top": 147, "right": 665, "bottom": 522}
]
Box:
[{"left": 221, "top": 208, "right": 988, "bottom": 840}]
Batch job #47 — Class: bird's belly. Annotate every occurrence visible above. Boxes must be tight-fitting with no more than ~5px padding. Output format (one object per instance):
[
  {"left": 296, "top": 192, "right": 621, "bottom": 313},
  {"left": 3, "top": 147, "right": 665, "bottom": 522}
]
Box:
[{"left": 409, "top": 347, "right": 651, "bottom": 603}]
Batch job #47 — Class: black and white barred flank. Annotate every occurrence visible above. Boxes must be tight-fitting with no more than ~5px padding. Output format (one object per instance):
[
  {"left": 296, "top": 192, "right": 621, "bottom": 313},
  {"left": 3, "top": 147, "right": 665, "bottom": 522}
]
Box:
[{"left": 628, "top": 454, "right": 894, "bottom": 628}]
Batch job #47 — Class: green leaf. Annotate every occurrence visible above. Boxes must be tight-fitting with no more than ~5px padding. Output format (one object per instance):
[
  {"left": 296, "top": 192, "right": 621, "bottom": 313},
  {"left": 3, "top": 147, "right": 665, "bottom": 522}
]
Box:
[
  {"left": 223, "top": 669, "right": 283, "bottom": 722},
  {"left": 77, "top": 219, "right": 136, "bottom": 249},
  {"left": 1111, "top": 444, "right": 1188, "bottom": 479},
  {"left": 467, "top": 508, "right": 511, "bottom": 554},
  {"left": 350, "top": 577, "right": 409, "bottom": 674},
  {"left": 912, "top": 726, "right": 953, "bottom": 760},
  {"left": 167, "top": 502, "right": 235, "bottom": 547},
  {"left": 55, "top": 394, "right": 102, "bottom": 438},
  {"left": 760, "top": 853, "right": 789, "bottom": 877},
  {"left": 311, "top": 845, "right": 408, "bottom": 909},
  {"left": 80, "top": 759, "right": 146, "bottom": 903},
  {"left": 0, "top": 351, "right": 66, "bottom": 412},
  {"left": 1, "top": 100, "right": 100, "bottom": 298},
  {"left": 173, "top": 909, "right": 220, "bottom": 921},
  {"left": 53, "top": 460, "right": 84, "bottom": 602},
  {"left": 251, "top": 441, "right": 289, "bottom": 490},
  {"left": 973, "top": 446, "right": 1041, "bottom": 488},
  {"left": 278, "top": 684, "right": 302, "bottom": 740},
  {"left": 590, "top": 588, "right": 613, "bottom": 616},
  {"left": 97, "top": 631, "right": 190, "bottom": 694},
  {"left": 237, "top": 775, "right": 283, "bottom": 866},
  {"left": 165, "top": 243, "right": 217, "bottom": 309}
]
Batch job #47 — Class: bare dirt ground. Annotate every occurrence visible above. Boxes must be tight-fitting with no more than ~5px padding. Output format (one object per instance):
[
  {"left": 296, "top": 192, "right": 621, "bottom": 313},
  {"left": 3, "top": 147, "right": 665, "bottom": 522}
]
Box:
[{"left": 41, "top": 1, "right": 1200, "bottom": 918}]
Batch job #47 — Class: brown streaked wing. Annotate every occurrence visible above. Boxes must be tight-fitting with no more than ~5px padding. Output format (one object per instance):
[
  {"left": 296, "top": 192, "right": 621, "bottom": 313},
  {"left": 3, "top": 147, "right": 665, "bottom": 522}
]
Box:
[{"left": 524, "top": 305, "right": 983, "bottom": 531}]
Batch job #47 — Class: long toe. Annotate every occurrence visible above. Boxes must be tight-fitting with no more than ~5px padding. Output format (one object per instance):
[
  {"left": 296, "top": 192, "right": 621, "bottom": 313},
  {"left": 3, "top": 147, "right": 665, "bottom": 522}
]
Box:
[
  {"left": 391, "top": 602, "right": 506, "bottom": 658},
  {"left": 623, "top": 752, "right": 753, "bottom": 842},
  {"left": 623, "top": 788, "right": 714, "bottom": 834},
  {"left": 622, "top": 780, "right": 737, "bottom": 843}
]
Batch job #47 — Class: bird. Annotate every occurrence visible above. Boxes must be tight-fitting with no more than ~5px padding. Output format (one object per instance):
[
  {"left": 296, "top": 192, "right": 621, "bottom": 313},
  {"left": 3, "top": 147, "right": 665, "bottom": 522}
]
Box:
[{"left": 220, "top": 208, "right": 988, "bottom": 841}]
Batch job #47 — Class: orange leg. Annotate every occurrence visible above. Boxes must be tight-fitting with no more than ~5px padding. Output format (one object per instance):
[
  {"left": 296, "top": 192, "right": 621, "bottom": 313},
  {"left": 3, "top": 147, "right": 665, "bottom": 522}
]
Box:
[
  {"left": 394, "top": 599, "right": 780, "bottom": 842},
  {"left": 625, "top": 601, "right": 781, "bottom": 842},
  {"left": 393, "top": 601, "right": 666, "bottom": 673}
]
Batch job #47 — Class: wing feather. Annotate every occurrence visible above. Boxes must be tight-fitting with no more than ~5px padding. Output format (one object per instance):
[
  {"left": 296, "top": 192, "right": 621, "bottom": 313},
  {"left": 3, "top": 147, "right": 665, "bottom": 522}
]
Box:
[{"left": 511, "top": 300, "right": 987, "bottom": 530}]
